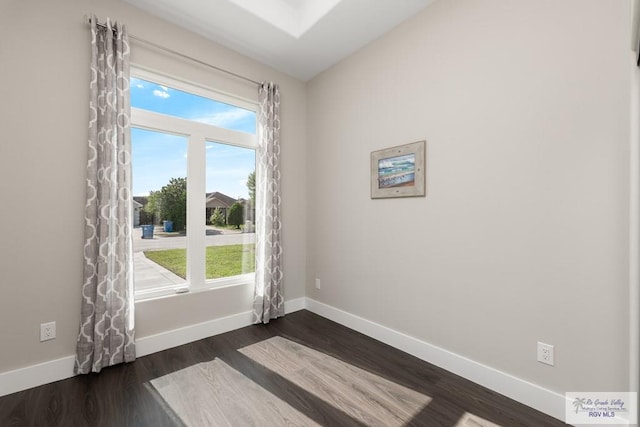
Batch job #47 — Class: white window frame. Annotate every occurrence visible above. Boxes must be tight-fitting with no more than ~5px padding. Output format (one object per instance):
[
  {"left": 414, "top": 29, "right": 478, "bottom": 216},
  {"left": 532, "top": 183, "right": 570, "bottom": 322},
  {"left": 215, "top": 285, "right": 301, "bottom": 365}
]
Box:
[{"left": 131, "top": 68, "right": 258, "bottom": 301}]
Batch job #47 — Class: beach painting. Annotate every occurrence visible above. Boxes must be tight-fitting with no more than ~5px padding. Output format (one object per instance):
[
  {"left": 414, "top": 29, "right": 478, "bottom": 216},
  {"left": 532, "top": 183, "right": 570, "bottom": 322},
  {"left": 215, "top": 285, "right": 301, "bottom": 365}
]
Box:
[
  {"left": 377, "top": 153, "right": 416, "bottom": 188},
  {"left": 371, "top": 140, "right": 425, "bottom": 199}
]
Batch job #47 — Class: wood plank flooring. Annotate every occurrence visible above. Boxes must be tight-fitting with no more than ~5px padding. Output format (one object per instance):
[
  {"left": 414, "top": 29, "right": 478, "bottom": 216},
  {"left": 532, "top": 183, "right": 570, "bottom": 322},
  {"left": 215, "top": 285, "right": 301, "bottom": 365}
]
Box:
[{"left": 0, "top": 310, "right": 567, "bottom": 426}]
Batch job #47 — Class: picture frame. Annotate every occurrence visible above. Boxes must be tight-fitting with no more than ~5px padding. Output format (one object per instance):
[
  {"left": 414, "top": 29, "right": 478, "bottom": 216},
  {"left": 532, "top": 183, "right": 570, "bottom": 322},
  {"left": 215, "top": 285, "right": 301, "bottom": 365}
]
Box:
[{"left": 371, "top": 140, "right": 426, "bottom": 199}]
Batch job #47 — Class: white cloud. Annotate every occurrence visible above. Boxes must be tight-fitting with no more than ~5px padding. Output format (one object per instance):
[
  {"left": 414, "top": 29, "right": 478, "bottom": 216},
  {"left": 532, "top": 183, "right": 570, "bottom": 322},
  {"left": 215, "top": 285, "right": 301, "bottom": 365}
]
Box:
[
  {"left": 131, "top": 77, "right": 145, "bottom": 89},
  {"left": 153, "top": 89, "right": 170, "bottom": 99}
]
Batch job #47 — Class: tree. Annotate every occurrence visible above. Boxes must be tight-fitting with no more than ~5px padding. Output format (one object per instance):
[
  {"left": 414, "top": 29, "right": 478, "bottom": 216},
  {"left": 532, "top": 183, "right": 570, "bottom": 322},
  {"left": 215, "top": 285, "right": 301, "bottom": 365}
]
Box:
[
  {"left": 159, "top": 177, "right": 187, "bottom": 232},
  {"left": 247, "top": 171, "right": 255, "bottom": 205},
  {"left": 143, "top": 191, "right": 161, "bottom": 224},
  {"left": 210, "top": 207, "right": 226, "bottom": 226},
  {"left": 227, "top": 201, "right": 245, "bottom": 229}
]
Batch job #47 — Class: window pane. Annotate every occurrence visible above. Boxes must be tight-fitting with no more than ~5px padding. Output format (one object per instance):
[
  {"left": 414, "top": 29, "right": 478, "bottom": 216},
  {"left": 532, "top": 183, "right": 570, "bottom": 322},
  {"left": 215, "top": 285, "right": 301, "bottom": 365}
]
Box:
[
  {"left": 132, "top": 127, "right": 188, "bottom": 291},
  {"left": 205, "top": 141, "right": 256, "bottom": 280},
  {"left": 131, "top": 77, "right": 256, "bottom": 134}
]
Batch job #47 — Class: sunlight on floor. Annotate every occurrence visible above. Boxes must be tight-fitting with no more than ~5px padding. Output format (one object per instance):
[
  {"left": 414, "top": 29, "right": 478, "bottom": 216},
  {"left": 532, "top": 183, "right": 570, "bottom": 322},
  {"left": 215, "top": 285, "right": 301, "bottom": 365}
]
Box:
[
  {"left": 151, "top": 357, "right": 318, "bottom": 426},
  {"left": 454, "top": 412, "right": 503, "bottom": 427},
  {"left": 149, "top": 336, "right": 433, "bottom": 426},
  {"left": 239, "top": 336, "right": 432, "bottom": 425}
]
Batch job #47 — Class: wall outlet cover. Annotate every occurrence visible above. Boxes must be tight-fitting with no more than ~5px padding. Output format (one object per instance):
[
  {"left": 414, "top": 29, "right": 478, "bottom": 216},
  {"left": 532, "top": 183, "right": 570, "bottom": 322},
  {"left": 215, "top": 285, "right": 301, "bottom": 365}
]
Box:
[
  {"left": 537, "top": 341, "right": 554, "bottom": 366},
  {"left": 40, "top": 322, "right": 56, "bottom": 342}
]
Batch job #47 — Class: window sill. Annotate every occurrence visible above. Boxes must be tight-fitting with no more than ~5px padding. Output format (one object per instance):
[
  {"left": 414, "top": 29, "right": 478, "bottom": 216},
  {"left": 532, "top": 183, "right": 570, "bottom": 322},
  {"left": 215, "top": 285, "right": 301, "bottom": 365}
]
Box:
[{"left": 134, "top": 273, "right": 255, "bottom": 302}]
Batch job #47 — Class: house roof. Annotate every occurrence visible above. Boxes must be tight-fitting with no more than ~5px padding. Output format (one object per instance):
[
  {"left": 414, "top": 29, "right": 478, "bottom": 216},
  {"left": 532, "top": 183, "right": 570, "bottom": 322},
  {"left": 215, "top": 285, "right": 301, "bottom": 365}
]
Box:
[
  {"left": 206, "top": 192, "right": 237, "bottom": 208},
  {"left": 133, "top": 196, "right": 149, "bottom": 206}
]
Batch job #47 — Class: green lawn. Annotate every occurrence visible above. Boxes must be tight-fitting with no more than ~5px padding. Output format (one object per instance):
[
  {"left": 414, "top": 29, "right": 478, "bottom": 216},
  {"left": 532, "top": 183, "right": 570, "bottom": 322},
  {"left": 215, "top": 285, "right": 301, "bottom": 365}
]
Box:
[{"left": 144, "top": 244, "right": 255, "bottom": 280}]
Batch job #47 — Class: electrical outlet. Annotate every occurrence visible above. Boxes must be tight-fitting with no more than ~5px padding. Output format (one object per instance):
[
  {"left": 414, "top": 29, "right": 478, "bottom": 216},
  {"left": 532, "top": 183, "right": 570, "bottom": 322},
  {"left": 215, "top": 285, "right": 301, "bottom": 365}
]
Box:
[
  {"left": 315, "top": 278, "right": 321, "bottom": 289},
  {"left": 537, "top": 341, "right": 554, "bottom": 366},
  {"left": 40, "top": 322, "right": 56, "bottom": 342}
]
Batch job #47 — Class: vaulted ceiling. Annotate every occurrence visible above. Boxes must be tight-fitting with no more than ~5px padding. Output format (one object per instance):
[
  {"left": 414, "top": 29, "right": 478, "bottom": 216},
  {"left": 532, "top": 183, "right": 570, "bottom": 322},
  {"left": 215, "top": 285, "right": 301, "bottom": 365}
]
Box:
[{"left": 123, "top": 0, "right": 436, "bottom": 81}]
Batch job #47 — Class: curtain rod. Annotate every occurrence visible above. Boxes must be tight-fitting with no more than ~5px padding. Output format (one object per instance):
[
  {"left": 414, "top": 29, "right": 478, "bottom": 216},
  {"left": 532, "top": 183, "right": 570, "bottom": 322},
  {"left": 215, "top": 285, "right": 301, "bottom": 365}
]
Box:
[{"left": 85, "top": 15, "right": 261, "bottom": 87}]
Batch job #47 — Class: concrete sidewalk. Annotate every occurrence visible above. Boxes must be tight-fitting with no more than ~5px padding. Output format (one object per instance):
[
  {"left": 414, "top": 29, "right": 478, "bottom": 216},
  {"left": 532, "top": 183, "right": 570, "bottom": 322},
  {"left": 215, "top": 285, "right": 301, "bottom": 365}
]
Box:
[{"left": 134, "top": 251, "right": 185, "bottom": 291}]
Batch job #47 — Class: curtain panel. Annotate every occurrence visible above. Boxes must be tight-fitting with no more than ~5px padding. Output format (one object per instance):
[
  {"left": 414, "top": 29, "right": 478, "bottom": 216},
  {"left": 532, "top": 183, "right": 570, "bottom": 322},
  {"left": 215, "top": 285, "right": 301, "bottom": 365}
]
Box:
[
  {"left": 253, "top": 82, "right": 284, "bottom": 323},
  {"left": 74, "top": 16, "right": 135, "bottom": 374}
]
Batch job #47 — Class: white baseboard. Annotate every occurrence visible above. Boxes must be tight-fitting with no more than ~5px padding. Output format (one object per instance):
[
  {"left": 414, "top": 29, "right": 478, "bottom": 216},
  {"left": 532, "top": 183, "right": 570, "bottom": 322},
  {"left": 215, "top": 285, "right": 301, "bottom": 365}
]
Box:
[
  {"left": 137, "top": 296, "right": 306, "bottom": 357},
  {"left": 284, "top": 296, "right": 307, "bottom": 313},
  {"left": 0, "top": 297, "right": 307, "bottom": 398},
  {"left": 136, "top": 310, "right": 254, "bottom": 357},
  {"left": 304, "top": 298, "right": 567, "bottom": 422},
  {"left": 0, "top": 296, "right": 566, "bottom": 423},
  {"left": 0, "top": 355, "right": 76, "bottom": 398}
]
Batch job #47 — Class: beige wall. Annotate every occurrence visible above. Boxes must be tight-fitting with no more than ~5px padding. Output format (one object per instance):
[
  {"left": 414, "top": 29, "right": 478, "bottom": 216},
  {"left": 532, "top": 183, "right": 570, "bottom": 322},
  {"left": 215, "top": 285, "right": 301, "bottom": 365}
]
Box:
[
  {"left": 0, "top": 0, "right": 632, "bottom": 398},
  {"left": 0, "top": 0, "right": 306, "bottom": 372},
  {"left": 306, "top": 0, "right": 630, "bottom": 393}
]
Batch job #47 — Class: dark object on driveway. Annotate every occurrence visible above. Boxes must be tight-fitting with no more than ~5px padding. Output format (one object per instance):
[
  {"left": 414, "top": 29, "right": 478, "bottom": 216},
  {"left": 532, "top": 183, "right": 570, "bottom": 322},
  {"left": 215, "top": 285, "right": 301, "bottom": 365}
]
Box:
[{"left": 163, "top": 220, "right": 174, "bottom": 232}]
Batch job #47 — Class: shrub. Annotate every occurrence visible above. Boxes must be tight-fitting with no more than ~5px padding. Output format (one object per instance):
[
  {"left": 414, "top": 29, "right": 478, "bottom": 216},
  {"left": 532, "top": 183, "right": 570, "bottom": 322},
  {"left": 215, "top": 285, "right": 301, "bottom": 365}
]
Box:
[
  {"left": 227, "top": 202, "right": 245, "bottom": 229},
  {"left": 210, "top": 208, "right": 226, "bottom": 226},
  {"left": 159, "top": 177, "right": 187, "bottom": 232}
]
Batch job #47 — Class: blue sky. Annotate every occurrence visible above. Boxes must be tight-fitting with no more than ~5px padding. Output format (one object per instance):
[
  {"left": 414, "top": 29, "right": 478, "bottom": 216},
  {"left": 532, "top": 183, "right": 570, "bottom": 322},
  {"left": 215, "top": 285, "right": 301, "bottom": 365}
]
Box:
[{"left": 131, "top": 78, "right": 256, "bottom": 198}]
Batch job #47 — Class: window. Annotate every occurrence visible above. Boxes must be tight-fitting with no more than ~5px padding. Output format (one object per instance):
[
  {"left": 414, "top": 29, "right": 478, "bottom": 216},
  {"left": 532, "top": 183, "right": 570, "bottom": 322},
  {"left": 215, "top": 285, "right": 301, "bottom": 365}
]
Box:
[{"left": 131, "top": 70, "right": 257, "bottom": 300}]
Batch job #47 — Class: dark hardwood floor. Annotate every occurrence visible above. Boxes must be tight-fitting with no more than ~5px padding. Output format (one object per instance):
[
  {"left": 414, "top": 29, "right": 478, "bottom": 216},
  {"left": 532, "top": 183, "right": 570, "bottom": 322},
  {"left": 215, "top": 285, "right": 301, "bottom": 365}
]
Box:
[{"left": 0, "top": 310, "right": 566, "bottom": 426}]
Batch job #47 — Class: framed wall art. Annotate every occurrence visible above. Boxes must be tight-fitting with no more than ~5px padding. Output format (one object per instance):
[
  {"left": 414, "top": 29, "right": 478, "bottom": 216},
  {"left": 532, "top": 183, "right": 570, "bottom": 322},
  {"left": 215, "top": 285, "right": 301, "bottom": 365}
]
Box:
[{"left": 371, "top": 140, "right": 426, "bottom": 199}]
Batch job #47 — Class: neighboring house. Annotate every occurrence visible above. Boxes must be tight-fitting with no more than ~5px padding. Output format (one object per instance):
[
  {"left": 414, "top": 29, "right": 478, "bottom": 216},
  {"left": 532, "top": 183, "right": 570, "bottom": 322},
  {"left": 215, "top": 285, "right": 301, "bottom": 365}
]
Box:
[
  {"left": 134, "top": 193, "right": 236, "bottom": 225},
  {"left": 205, "top": 192, "right": 237, "bottom": 223},
  {"left": 133, "top": 196, "right": 149, "bottom": 206},
  {"left": 133, "top": 196, "right": 152, "bottom": 225},
  {"left": 132, "top": 199, "right": 143, "bottom": 227}
]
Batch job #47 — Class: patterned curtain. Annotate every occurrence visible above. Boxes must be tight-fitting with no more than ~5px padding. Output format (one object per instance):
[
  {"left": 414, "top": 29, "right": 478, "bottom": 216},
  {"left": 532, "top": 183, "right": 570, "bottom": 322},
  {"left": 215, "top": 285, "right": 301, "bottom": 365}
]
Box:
[
  {"left": 74, "top": 16, "right": 135, "bottom": 374},
  {"left": 253, "top": 82, "right": 284, "bottom": 323}
]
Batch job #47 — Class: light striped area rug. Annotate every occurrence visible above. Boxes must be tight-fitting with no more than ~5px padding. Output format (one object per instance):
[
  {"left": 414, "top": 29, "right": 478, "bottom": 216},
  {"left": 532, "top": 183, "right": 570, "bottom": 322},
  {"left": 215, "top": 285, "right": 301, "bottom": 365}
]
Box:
[{"left": 150, "top": 336, "right": 499, "bottom": 426}]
